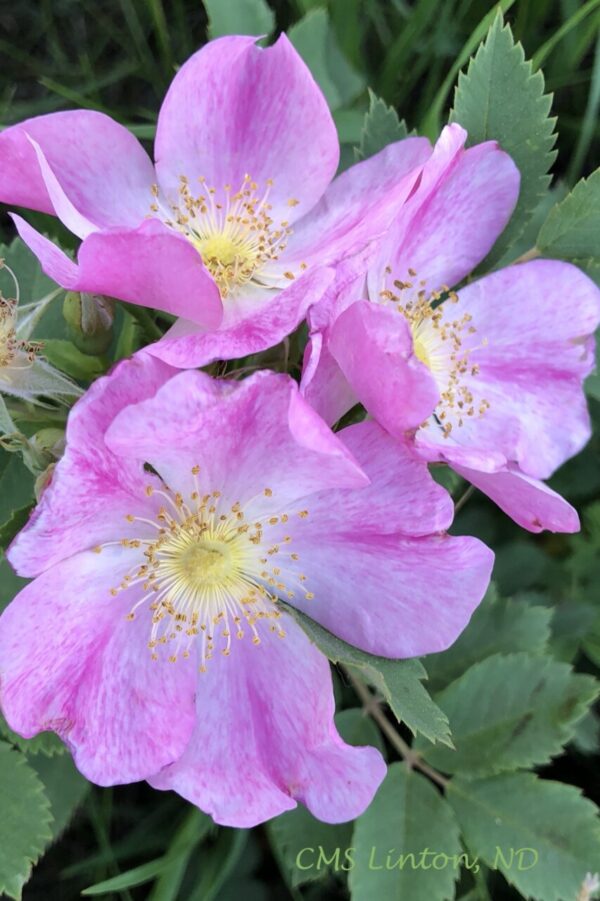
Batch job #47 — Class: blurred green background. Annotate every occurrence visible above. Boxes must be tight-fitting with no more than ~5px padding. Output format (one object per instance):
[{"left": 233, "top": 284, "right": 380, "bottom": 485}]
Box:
[{"left": 1, "top": 0, "right": 599, "bottom": 898}]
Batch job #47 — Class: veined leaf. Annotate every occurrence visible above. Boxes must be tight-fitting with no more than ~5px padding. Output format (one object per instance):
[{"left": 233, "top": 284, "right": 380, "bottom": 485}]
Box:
[
  {"left": 424, "top": 586, "right": 551, "bottom": 691},
  {"left": 449, "top": 773, "right": 600, "bottom": 901},
  {"left": 288, "top": 9, "right": 364, "bottom": 112},
  {"left": 537, "top": 167, "right": 600, "bottom": 283},
  {"left": 450, "top": 13, "right": 557, "bottom": 267},
  {"left": 350, "top": 764, "right": 462, "bottom": 901},
  {"left": 354, "top": 90, "right": 409, "bottom": 161},
  {"left": 204, "top": 0, "right": 274, "bottom": 39},
  {"left": 420, "top": 653, "right": 598, "bottom": 776},
  {"left": 0, "top": 715, "right": 65, "bottom": 758},
  {"left": 0, "top": 741, "right": 53, "bottom": 900}
]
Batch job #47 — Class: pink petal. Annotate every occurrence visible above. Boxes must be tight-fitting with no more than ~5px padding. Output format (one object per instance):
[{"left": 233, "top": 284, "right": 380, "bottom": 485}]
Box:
[
  {"left": 155, "top": 34, "right": 338, "bottom": 222},
  {"left": 105, "top": 369, "right": 369, "bottom": 510},
  {"left": 302, "top": 420, "right": 454, "bottom": 536},
  {"left": 453, "top": 464, "right": 580, "bottom": 533},
  {"left": 0, "top": 111, "right": 156, "bottom": 227},
  {"left": 300, "top": 253, "right": 372, "bottom": 425},
  {"left": 11, "top": 214, "right": 223, "bottom": 327},
  {"left": 301, "top": 330, "right": 358, "bottom": 426},
  {"left": 285, "top": 137, "right": 431, "bottom": 267},
  {"left": 285, "top": 419, "right": 493, "bottom": 656},
  {"left": 8, "top": 353, "right": 177, "bottom": 577},
  {"left": 27, "top": 136, "right": 96, "bottom": 239},
  {"left": 148, "top": 614, "right": 385, "bottom": 826},
  {"left": 0, "top": 549, "right": 197, "bottom": 784},
  {"left": 368, "top": 124, "right": 520, "bottom": 297},
  {"left": 416, "top": 260, "right": 600, "bottom": 479},
  {"left": 329, "top": 301, "right": 440, "bottom": 434},
  {"left": 146, "top": 266, "right": 334, "bottom": 367},
  {"left": 289, "top": 532, "right": 493, "bottom": 658}
]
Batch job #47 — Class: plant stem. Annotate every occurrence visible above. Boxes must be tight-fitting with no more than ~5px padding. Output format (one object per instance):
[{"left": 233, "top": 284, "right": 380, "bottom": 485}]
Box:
[
  {"left": 513, "top": 246, "right": 541, "bottom": 264},
  {"left": 454, "top": 484, "right": 475, "bottom": 514},
  {"left": 343, "top": 667, "right": 448, "bottom": 788},
  {"left": 121, "top": 302, "right": 163, "bottom": 342}
]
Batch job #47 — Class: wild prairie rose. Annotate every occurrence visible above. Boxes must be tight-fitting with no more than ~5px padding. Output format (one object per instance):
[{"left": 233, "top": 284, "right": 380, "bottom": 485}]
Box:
[
  {"left": 302, "top": 124, "right": 600, "bottom": 533},
  {"left": 0, "top": 35, "right": 432, "bottom": 368},
  {"left": 0, "top": 355, "right": 492, "bottom": 826}
]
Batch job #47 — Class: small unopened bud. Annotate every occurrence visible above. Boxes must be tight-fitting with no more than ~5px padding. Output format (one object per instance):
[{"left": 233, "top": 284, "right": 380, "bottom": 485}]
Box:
[
  {"left": 63, "top": 292, "right": 115, "bottom": 354},
  {"left": 22, "top": 428, "right": 66, "bottom": 475},
  {"left": 29, "top": 428, "right": 66, "bottom": 460}
]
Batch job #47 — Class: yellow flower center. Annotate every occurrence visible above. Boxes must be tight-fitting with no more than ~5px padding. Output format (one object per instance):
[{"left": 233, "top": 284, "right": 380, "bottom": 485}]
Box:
[
  {"left": 151, "top": 175, "right": 300, "bottom": 298},
  {"left": 379, "top": 267, "right": 490, "bottom": 437},
  {"left": 99, "top": 467, "right": 314, "bottom": 671}
]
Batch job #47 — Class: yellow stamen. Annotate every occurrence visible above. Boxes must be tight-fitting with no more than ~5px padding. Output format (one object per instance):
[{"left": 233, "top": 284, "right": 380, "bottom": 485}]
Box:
[{"left": 102, "top": 468, "right": 314, "bottom": 670}]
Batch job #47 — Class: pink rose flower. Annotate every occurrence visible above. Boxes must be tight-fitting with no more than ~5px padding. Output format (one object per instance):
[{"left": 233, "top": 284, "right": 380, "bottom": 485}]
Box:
[
  {"left": 302, "top": 124, "right": 600, "bottom": 533},
  {"left": 0, "top": 354, "right": 492, "bottom": 826},
  {"left": 0, "top": 35, "right": 432, "bottom": 368}
]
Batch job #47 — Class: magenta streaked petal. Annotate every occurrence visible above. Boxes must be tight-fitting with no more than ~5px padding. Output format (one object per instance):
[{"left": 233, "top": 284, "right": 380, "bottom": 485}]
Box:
[
  {"left": 105, "top": 369, "right": 368, "bottom": 510},
  {"left": 329, "top": 301, "right": 440, "bottom": 434},
  {"left": 7, "top": 353, "right": 177, "bottom": 577},
  {"left": 27, "top": 136, "right": 97, "bottom": 239},
  {"left": 301, "top": 330, "right": 357, "bottom": 427},
  {"left": 0, "top": 110, "right": 155, "bottom": 226},
  {"left": 148, "top": 614, "right": 385, "bottom": 826},
  {"left": 12, "top": 214, "right": 223, "bottom": 327},
  {"left": 155, "top": 34, "right": 338, "bottom": 222},
  {"left": 416, "top": 260, "right": 600, "bottom": 479},
  {"left": 286, "top": 419, "right": 492, "bottom": 656},
  {"left": 303, "top": 420, "right": 454, "bottom": 536},
  {"left": 285, "top": 137, "right": 431, "bottom": 268},
  {"left": 368, "top": 124, "right": 520, "bottom": 297},
  {"left": 289, "top": 532, "right": 493, "bottom": 658},
  {"left": 146, "top": 266, "right": 334, "bottom": 367},
  {"left": 453, "top": 464, "right": 580, "bottom": 533},
  {"left": 0, "top": 549, "right": 197, "bottom": 784}
]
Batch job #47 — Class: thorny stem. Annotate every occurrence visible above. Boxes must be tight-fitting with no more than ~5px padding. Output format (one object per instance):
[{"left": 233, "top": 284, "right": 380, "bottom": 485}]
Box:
[{"left": 343, "top": 666, "right": 449, "bottom": 789}]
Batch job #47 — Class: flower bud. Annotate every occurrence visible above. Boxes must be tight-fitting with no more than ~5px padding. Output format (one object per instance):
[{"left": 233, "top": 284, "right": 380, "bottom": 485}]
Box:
[
  {"left": 23, "top": 428, "right": 66, "bottom": 475},
  {"left": 63, "top": 292, "right": 115, "bottom": 354}
]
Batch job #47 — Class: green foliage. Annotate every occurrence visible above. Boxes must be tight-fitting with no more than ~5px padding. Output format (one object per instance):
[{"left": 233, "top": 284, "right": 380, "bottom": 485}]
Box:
[
  {"left": 203, "top": 0, "right": 274, "bottom": 39},
  {"left": 0, "top": 504, "right": 33, "bottom": 551},
  {"left": 449, "top": 773, "right": 600, "bottom": 901},
  {"left": 0, "top": 453, "right": 34, "bottom": 524},
  {"left": 83, "top": 809, "right": 215, "bottom": 898},
  {"left": 41, "top": 339, "right": 107, "bottom": 381},
  {"left": 537, "top": 167, "right": 600, "bottom": 283},
  {"left": 354, "top": 90, "right": 409, "bottom": 161},
  {"left": 31, "top": 753, "right": 90, "bottom": 841},
  {"left": 288, "top": 9, "right": 365, "bottom": 112},
  {"left": 1, "top": 2, "right": 600, "bottom": 899},
  {"left": 420, "top": 653, "right": 598, "bottom": 776},
  {"left": 424, "top": 586, "right": 552, "bottom": 691},
  {"left": 351, "top": 764, "right": 462, "bottom": 901},
  {"left": 0, "top": 716, "right": 66, "bottom": 757},
  {"left": 285, "top": 605, "right": 452, "bottom": 746},
  {"left": 450, "top": 14, "right": 557, "bottom": 267},
  {"left": 0, "top": 741, "right": 53, "bottom": 900},
  {"left": 267, "top": 807, "right": 352, "bottom": 889}
]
